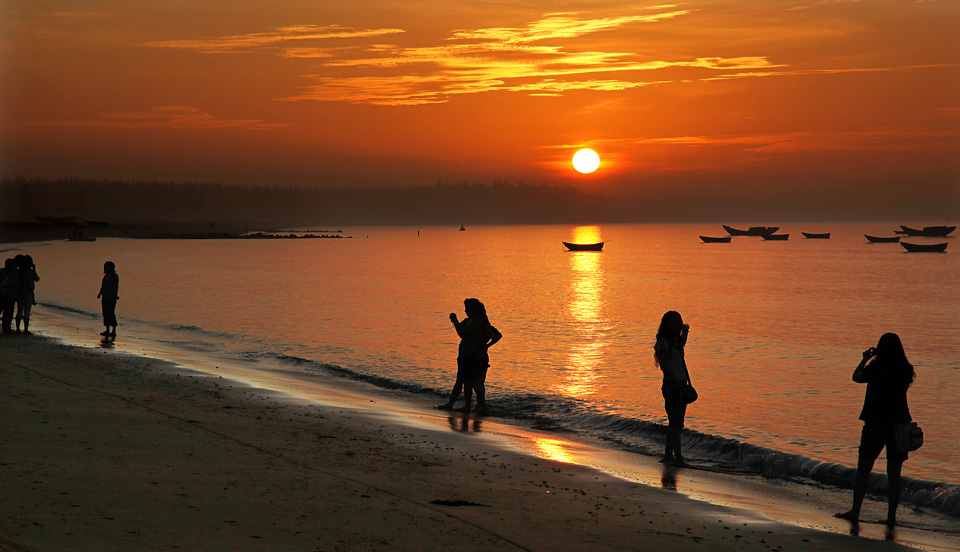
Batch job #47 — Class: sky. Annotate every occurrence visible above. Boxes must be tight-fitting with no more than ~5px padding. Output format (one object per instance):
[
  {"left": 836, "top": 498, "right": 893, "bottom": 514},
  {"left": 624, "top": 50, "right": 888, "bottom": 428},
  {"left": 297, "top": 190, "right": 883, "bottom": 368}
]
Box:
[{"left": 2, "top": 0, "right": 959, "bottom": 215}]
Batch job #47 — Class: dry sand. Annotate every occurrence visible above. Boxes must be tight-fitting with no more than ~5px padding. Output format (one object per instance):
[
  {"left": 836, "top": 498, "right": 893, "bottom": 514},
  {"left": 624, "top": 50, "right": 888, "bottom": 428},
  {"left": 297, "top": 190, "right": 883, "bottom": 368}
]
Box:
[{"left": 0, "top": 336, "right": 922, "bottom": 551}]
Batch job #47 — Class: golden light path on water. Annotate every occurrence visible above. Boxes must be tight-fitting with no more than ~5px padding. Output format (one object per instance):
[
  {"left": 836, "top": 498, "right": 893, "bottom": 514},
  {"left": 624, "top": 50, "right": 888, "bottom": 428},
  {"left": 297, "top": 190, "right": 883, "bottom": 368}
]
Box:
[{"left": 560, "top": 225, "right": 606, "bottom": 398}]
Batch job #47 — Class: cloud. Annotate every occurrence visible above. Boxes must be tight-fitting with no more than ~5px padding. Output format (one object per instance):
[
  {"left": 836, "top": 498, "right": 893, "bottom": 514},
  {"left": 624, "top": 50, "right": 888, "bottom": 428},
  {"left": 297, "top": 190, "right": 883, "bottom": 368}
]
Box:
[
  {"left": 699, "top": 63, "right": 960, "bottom": 82},
  {"left": 629, "top": 127, "right": 960, "bottom": 153},
  {"left": 16, "top": 106, "right": 289, "bottom": 130},
  {"left": 447, "top": 10, "right": 691, "bottom": 43},
  {"left": 275, "top": 10, "right": 793, "bottom": 105},
  {"left": 143, "top": 25, "right": 404, "bottom": 54}
]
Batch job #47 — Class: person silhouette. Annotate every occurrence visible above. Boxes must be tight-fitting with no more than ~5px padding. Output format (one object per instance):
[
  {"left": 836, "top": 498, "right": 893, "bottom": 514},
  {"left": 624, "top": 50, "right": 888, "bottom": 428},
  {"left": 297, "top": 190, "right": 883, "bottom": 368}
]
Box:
[
  {"left": 836, "top": 333, "right": 916, "bottom": 527},
  {"left": 97, "top": 261, "right": 119, "bottom": 338},
  {"left": 0, "top": 257, "right": 18, "bottom": 334},
  {"left": 439, "top": 298, "right": 502, "bottom": 415},
  {"left": 14, "top": 255, "right": 39, "bottom": 335},
  {"left": 654, "top": 311, "right": 693, "bottom": 467}
]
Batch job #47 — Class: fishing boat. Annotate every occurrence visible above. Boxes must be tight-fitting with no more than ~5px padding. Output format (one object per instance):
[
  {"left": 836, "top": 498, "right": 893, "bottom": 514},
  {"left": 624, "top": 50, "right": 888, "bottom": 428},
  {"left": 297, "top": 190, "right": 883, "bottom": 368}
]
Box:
[
  {"left": 901, "top": 242, "right": 947, "bottom": 253},
  {"left": 68, "top": 231, "right": 96, "bottom": 242},
  {"left": 801, "top": 232, "right": 830, "bottom": 239},
  {"left": 722, "top": 225, "right": 779, "bottom": 236},
  {"left": 563, "top": 241, "right": 604, "bottom": 251},
  {"left": 762, "top": 234, "right": 789, "bottom": 241},
  {"left": 865, "top": 235, "right": 900, "bottom": 243},
  {"left": 895, "top": 225, "right": 956, "bottom": 237},
  {"left": 459, "top": 224, "right": 465, "bottom": 231},
  {"left": 699, "top": 236, "right": 732, "bottom": 243}
]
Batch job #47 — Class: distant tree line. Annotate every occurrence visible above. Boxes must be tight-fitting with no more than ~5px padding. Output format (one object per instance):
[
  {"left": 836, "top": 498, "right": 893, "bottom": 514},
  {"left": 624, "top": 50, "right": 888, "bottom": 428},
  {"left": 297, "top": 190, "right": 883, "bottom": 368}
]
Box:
[{"left": 0, "top": 177, "right": 633, "bottom": 226}]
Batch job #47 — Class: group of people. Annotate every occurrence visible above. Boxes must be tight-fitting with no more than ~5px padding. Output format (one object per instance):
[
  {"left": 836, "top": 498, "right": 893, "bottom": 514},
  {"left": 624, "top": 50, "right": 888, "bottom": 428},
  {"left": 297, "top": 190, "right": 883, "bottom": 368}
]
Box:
[
  {"left": 653, "top": 310, "right": 917, "bottom": 527},
  {"left": 0, "top": 255, "right": 120, "bottom": 339},
  {"left": 439, "top": 298, "right": 502, "bottom": 416},
  {"left": 444, "top": 301, "right": 918, "bottom": 527},
  {"left": 0, "top": 254, "right": 40, "bottom": 335}
]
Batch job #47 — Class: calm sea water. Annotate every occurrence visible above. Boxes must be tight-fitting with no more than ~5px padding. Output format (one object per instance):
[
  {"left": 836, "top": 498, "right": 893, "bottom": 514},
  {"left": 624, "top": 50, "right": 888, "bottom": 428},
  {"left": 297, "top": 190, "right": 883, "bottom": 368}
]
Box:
[{"left": 15, "top": 223, "right": 960, "bottom": 515}]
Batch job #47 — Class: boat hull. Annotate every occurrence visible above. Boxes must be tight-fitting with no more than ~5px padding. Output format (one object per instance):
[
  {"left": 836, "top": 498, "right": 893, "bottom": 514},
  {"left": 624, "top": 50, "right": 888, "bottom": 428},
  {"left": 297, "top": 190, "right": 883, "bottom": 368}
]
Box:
[
  {"left": 563, "top": 241, "right": 604, "bottom": 251},
  {"left": 699, "top": 236, "right": 732, "bottom": 243},
  {"left": 801, "top": 232, "right": 830, "bottom": 239},
  {"left": 723, "top": 225, "right": 779, "bottom": 236},
  {"left": 897, "top": 225, "right": 956, "bottom": 237},
  {"left": 762, "top": 234, "right": 789, "bottom": 241},
  {"left": 865, "top": 235, "right": 900, "bottom": 243},
  {"left": 901, "top": 242, "right": 947, "bottom": 253}
]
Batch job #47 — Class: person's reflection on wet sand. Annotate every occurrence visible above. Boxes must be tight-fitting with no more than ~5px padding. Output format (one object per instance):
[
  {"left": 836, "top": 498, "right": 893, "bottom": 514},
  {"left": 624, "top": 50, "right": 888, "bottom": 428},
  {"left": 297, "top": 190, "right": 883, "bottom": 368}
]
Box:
[
  {"left": 660, "top": 467, "right": 678, "bottom": 492},
  {"left": 447, "top": 415, "right": 483, "bottom": 433}
]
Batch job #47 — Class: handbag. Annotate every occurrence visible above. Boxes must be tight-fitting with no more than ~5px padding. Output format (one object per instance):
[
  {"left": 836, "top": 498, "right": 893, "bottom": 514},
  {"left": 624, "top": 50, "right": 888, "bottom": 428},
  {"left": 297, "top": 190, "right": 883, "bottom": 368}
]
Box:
[
  {"left": 894, "top": 422, "right": 923, "bottom": 452},
  {"left": 680, "top": 356, "right": 698, "bottom": 404}
]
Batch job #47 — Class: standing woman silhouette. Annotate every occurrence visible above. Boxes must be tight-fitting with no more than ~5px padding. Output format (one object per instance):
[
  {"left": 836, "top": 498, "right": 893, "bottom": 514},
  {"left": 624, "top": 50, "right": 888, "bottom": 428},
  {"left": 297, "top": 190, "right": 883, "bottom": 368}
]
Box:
[
  {"left": 836, "top": 333, "right": 916, "bottom": 526},
  {"left": 97, "top": 261, "right": 120, "bottom": 338},
  {"left": 654, "top": 310, "right": 692, "bottom": 467}
]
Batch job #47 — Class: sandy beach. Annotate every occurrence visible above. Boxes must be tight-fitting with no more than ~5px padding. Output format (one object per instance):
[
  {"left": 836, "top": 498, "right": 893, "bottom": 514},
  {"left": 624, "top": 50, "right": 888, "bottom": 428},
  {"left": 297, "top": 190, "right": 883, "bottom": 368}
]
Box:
[{"left": 0, "top": 336, "right": 932, "bottom": 551}]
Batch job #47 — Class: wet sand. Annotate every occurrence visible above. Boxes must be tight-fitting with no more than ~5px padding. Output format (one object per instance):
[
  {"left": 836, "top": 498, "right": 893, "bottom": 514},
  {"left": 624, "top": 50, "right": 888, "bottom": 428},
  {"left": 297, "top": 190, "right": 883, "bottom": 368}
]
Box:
[{"left": 0, "top": 336, "right": 929, "bottom": 551}]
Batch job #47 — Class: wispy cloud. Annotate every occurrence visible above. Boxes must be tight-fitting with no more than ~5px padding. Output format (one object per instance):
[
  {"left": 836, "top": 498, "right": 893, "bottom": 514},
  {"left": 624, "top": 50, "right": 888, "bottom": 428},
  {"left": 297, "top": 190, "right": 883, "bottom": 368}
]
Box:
[
  {"left": 143, "top": 25, "right": 404, "bottom": 54},
  {"left": 629, "top": 127, "right": 960, "bottom": 153},
  {"left": 700, "top": 63, "right": 960, "bottom": 82},
  {"left": 17, "top": 106, "right": 289, "bottom": 130},
  {"left": 274, "top": 10, "right": 793, "bottom": 105}
]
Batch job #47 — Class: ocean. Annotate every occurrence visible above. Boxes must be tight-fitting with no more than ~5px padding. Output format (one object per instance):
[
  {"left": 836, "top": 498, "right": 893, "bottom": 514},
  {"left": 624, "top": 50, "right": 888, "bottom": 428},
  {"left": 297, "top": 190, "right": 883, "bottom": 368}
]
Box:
[{"left": 10, "top": 222, "right": 960, "bottom": 518}]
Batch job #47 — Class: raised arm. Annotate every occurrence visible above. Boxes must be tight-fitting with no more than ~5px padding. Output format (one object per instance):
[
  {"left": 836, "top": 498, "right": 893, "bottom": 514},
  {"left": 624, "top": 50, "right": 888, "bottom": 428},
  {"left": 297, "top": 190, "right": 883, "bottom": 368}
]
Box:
[
  {"left": 450, "top": 313, "right": 475, "bottom": 338},
  {"left": 852, "top": 347, "right": 875, "bottom": 383}
]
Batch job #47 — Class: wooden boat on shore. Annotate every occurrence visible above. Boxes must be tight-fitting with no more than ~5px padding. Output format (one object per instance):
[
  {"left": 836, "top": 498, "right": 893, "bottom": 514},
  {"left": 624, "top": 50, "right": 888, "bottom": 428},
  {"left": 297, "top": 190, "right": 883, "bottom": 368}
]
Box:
[
  {"left": 699, "top": 236, "right": 732, "bottom": 243},
  {"left": 723, "top": 225, "right": 779, "bottom": 237},
  {"left": 895, "top": 225, "right": 956, "bottom": 237},
  {"left": 801, "top": 232, "right": 830, "bottom": 239},
  {"left": 901, "top": 242, "right": 947, "bottom": 253},
  {"left": 563, "top": 241, "right": 604, "bottom": 251},
  {"left": 763, "top": 234, "right": 789, "bottom": 241},
  {"left": 865, "top": 235, "right": 900, "bottom": 243}
]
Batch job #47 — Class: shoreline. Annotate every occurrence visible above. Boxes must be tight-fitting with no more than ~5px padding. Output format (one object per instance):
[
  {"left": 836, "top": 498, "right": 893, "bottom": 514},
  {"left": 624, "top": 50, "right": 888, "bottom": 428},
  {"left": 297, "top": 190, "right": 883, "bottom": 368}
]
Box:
[{"left": 2, "top": 334, "right": 954, "bottom": 551}]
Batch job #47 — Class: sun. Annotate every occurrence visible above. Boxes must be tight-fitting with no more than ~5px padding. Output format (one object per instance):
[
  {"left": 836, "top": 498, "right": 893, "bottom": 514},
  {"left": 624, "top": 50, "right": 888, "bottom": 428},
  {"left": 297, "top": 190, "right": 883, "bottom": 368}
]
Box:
[{"left": 572, "top": 149, "right": 600, "bottom": 174}]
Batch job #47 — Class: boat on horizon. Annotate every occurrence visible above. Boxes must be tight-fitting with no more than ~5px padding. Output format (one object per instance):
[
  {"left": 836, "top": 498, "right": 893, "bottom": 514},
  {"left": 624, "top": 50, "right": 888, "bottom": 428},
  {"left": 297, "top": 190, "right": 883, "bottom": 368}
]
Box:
[
  {"left": 563, "top": 241, "right": 604, "bottom": 251},
  {"left": 865, "top": 235, "right": 900, "bottom": 243},
  {"left": 763, "top": 234, "right": 789, "bottom": 241},
  {"left": 895, "top": 225, "right": 955, "bottom": 237},
  {"left": 699, "top": 236, "right": 732, "bottom": 243},
  {"left": 723, "top": 224, "right": 779, "bottom": 237},
  {"left": 801, "top": 232, "right": 830, "bottom": 239},
  {"left": 901, "top": 241, "right": 948, "bottom": 253}
]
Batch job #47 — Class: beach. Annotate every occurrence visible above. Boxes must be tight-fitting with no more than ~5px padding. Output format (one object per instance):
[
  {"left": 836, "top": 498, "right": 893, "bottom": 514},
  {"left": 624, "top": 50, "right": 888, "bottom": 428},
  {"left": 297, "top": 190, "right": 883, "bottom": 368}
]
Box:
[{"left": 0, "top": 335, "right": 932, "bottom": 552}]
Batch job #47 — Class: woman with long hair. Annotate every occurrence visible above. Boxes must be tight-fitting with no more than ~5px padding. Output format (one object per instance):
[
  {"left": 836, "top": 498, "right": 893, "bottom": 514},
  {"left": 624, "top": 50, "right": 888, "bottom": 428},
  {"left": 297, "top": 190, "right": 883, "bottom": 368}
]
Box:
[
  {"left": 654, "top": 310, "right": 692, "bottom": 466},
  {"left": 836, "top": 332, "right": 916, "bottom": 526},
  {"left": 440, "top": 298, "right": 502, "bottom": 415}
]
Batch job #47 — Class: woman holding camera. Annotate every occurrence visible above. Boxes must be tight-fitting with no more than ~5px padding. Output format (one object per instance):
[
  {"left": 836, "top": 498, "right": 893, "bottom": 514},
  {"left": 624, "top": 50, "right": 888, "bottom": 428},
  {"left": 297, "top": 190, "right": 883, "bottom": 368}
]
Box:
[
  {"left": 654, "top": 310, "right": 693, "bottom": 467},
  {"left": 836, "top": 333, "right": 915, "bottom": 526}
]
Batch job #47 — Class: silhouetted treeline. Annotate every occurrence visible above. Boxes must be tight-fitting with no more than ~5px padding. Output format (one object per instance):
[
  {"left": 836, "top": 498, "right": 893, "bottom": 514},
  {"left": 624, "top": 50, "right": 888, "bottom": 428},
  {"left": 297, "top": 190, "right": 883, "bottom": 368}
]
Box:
[{"left": 1, "top": 177, "right": 630, "bottom": 226}]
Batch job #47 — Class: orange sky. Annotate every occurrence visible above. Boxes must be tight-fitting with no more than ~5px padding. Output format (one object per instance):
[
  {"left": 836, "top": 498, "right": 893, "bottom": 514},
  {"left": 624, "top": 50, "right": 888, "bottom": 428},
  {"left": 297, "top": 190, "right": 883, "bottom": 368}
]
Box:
[{"left": 3, "top": 1, "right": 959, "bottom": 212}]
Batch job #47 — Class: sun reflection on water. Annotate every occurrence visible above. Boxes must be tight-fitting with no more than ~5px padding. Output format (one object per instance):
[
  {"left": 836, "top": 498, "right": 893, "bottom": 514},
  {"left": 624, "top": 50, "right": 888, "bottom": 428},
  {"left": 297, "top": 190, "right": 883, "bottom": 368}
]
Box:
[{"left": 559, "top": 226, "right": 607, "bottom": 398}]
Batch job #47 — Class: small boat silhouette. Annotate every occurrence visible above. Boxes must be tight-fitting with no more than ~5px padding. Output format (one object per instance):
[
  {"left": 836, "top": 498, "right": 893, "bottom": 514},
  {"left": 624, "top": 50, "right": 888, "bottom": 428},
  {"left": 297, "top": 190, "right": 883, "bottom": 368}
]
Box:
[
  {"left": 865, "top": 235, "right": 900, "bottom": 243},
  {"left": 699, "top": 236, "right": 731, "bottom": 243},
  {"left": 563, "top": 241, "right": 604, "bottom": 251},
  {"left": 901, "top": 242, "right": 947, "bottom": 253},
  {"left": 895, "top": 225, "right": 955, "bottom": 237},
  {"left": 801, "top": 232, "right": 830, "bottom": 239},
  {"left": 723, "top": 224, "right": 779, "bottom": 236}
]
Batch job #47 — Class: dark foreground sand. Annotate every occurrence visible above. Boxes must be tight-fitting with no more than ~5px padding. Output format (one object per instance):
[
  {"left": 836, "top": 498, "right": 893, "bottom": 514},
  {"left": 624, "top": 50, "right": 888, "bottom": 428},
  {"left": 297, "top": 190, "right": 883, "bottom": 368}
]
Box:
[{"left": 0, "top": 336, "right": 918, "bottom": 552}]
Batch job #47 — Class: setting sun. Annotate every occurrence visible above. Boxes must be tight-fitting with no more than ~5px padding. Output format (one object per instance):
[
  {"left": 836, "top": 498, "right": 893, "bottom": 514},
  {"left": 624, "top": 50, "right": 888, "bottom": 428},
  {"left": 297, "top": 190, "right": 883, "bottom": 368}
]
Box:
[{"left": 572, "top": 149, "right": 600, "bottom": 174}]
